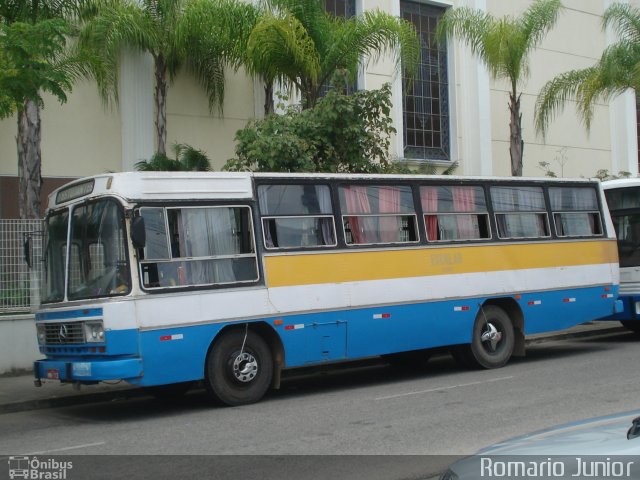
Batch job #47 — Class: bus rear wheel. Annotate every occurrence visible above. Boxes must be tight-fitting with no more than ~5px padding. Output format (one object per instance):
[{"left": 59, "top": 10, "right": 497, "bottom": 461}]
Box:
[
  {"left": 205, "top": 329, "right": 273, "bottom": 406},
  {"left": 455, "top": 305, "right": 514, "bottom": 369}
]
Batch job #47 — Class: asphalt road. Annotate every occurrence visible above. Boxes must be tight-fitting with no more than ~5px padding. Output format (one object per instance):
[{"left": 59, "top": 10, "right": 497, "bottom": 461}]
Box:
[{"left": 0, "top": 330, "right": 638, "bottom": 479}]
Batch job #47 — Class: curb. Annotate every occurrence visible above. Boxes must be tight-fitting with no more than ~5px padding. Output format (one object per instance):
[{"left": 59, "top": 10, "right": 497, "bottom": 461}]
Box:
[
  {"left": 525, "top": 325, "right": 627, "bottom": 344},
  {"left": 0, "top": 324, "right": 630, "bottom": 415},
  {"left": 0, "top": 386, "right": 145, "bottom": 415}
]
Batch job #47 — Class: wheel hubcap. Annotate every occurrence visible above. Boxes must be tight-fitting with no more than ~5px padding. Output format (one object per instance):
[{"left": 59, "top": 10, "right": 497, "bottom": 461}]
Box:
[
  {"left": 481, "top": 322, "right": 502, "bottom": 352},
  {"left": 232, "top": 352, "right": 258, "bottom": 383}
]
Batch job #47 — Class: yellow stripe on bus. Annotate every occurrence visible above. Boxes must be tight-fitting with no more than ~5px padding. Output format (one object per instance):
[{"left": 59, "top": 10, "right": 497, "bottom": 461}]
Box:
[{"left": 263, "top": 240, "right": 618, "bottom": 288}]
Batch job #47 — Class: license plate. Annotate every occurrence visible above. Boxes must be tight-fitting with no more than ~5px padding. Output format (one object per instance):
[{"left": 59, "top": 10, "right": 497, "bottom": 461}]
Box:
[
  {"left": 46, "top": 369, "right": 59, "bottom": 380},
  {"left": 72, "top": 362, "right": 92, "bottom": 377}
]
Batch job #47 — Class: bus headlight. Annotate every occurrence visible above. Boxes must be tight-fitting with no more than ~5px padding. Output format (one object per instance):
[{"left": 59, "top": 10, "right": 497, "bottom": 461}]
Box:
[
  {"left": 36, "top": 324, "right": 46, "bottom": 345},
  {"left": 84, "top": 322, "right": 105, "bottom": 343}
]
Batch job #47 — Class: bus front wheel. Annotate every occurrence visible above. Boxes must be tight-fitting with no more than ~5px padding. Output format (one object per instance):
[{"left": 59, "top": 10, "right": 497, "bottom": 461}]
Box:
[
  {"left": 205, "top": 329, "right": 273, "bottom": 406},
  {"left": 455, "top": 305, "right": 514, "bottom": 369}
]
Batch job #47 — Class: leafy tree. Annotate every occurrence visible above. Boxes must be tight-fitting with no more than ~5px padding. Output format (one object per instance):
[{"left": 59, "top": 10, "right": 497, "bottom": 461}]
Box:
[
  {"left": 78, "top": 0, "right": 260, "bottom": 155},
  {"left": 246, "top": 0, "right": 420, "bottom": 112},
  {"left": 535, "top": 3, "right": 640, "bottom": 137},
  {"left": 0, "top": 1, "right": 106, "bottom": 219},
  {"left": 135, "top": 143, "right": 211, "bottom": 171},
  {"left": 225, "top": 83, "right": 397, "bottom": 173},
  {"left": 437, "top": 0, "right": 562, "bottom": 176}
]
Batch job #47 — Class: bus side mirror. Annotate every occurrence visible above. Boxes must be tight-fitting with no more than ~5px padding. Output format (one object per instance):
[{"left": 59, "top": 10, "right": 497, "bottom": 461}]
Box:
[{"left": 131, "top": 216, "right": 146, "bottom": 249}]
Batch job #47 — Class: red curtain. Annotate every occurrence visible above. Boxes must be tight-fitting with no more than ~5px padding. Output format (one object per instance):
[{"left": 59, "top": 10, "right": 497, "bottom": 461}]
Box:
[
  {"left": 420, "top": 187, "right": 439, "bottom": 241},
  {"left": 343, "top": 186, "right": 371, "bottom": 244},
  {"left": 453, "top": 187, "right": 477, "bottom": 239},
  {"left": 379, "top": 187, "right": 401, "bottom": 243}
]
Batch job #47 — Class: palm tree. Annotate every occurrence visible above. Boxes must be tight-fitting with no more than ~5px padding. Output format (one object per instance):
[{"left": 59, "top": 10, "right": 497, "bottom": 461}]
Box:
[
  {"left": 78, "top": 0, "right": 260, "bottom": 155},
  {"left": 535, "top": 3, "right": 640, "bottom": 138},
  {"left": 0, "top": 1, "right": 107, "bottom": 219},
  {"left": 135, "top": 143, "right": 211, "bottom": 171},
  {"left": 246, "top": 0, "right": 420, "bottom": 112},
  {"left": 437, "top": 0, "right": 562, "bottom": 176}
]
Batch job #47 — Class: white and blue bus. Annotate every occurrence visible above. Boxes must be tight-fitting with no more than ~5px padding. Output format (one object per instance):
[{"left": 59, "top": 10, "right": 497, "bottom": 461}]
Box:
[
  {"left": 32, "top": 172, "right": 620, "bottom": 405},
  {"left": 602, "top": 178, "right": 640, "bottom": 333}
]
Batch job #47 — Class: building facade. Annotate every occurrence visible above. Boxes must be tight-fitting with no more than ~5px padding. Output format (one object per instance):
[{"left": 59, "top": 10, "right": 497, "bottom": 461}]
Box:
[{"left": 0, "top": 0, "right": 638, "bottom": 218}]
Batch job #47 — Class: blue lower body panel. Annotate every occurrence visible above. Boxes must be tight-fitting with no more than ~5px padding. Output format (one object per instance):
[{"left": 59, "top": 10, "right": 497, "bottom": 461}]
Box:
[
  {"left": 34, "top": 284, "right": 619, "bottom": 387},
  {"left": 34, "top": 357, "right": 143, "bottom": 382}
]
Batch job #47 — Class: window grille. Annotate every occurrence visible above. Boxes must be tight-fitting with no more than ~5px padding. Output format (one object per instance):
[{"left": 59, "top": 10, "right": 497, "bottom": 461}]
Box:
[{"left": 401, "top": 1, "right": 450, "bottom": 161}]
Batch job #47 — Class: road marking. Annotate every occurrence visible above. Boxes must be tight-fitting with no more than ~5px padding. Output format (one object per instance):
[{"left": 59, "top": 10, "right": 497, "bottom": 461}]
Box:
[
  {"left": 375, "top": 375, "right": 514, "bottom": 401},
  {"left": 24, "top": 442, "right": 106, "bottom": 455}
]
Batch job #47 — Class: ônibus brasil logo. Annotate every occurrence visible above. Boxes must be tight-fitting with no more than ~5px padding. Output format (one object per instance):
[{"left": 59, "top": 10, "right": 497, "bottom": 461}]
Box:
[{"left": 8, "top": 456, "right": 72, "bottom": 479}]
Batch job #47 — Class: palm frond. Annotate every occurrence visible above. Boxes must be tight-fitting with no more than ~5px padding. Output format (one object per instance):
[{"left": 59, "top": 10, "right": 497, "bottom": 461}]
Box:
[
  {"left": 520, "top": 0, "right": 562, "bottom": 50},
  {"left": 329, "top": 10, "right": 420, "bottom": 82},
  {"left": 135, "top": 144, "right": 211, "bottom": 171},
  {"left": 179, "top": 0, "right": 261, "bottom": 110},
  {"left": 603, "top": 3, "right": 640, "bottom": 44},
  {"left": 77, "top": 1, "right": 159, "bottom": 105},
  {"left": 436, "top": 7, "right": 495, "bottom": 61},
  {"left": 535, "top": 38, "right": 640, "bottom": 136},
  {"left": 173, "top": 143, "right": 211, "bottom": 171},
  {"left": 248, "top": 12, "right": 321, "bottom": 88},
  {"left": 535, "top": 68, "right": 595, "bottom": 137}
]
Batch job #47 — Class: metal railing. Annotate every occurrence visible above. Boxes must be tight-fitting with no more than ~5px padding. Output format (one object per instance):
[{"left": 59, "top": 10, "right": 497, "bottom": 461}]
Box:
[{"left": 0, "top": 219, "right": 43, "bottom": 313}]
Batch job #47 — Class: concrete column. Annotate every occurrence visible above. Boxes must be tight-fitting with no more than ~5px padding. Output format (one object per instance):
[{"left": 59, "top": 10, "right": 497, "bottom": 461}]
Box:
[{"left": 120, "top": 49, "right": 155, "bottom": 172}]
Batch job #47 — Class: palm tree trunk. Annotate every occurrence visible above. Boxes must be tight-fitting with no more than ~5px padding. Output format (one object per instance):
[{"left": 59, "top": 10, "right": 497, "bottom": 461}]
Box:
[
  {"left": 264, "top": 81, "right": 274, "bottom": 115},
  {"left": 509, "top": 88, "right": 524, "bottom": 177},
  {"left": 154, "top": 56, "right": 168, "bottom": 156},
  {"left": 17, "top": 99, "right": 42, "bottom": 219},
  {"left": 301, "top": 79, "right": 318, "bottom": 110}
]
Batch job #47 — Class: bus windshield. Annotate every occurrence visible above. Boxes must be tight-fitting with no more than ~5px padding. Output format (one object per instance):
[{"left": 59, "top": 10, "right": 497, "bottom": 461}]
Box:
[
  {"left": 42, "top": 198, "right": 130, "bottom": 303},
  {"left": 609, "top": 212, "right": 640, "bottom": 268},
  {"left": 605, "top": 187, "right": 640, "bottom": 268}
]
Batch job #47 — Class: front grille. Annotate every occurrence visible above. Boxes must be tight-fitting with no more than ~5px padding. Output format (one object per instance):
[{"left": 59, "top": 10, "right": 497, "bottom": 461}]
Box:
[{"left": 44, "top": 322, "right": 85, "bottom": 344}]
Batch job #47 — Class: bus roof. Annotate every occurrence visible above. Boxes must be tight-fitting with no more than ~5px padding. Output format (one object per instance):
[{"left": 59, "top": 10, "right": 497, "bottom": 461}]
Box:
[
  {"left": 602, "top": 177, "right": 640, "bottom": 190},
  {"left": 47, "top": 171, "right": 603, "bottom": 211}
]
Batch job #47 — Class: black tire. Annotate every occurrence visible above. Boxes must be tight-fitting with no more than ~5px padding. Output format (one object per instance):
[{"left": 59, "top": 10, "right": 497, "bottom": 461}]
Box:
[
  {"left": 144, "top": 381, "right": 192, "bottom": 401},
  {"left": 621, "top": 320, "right": 640, "bottom": 334},
  {"left": 460, "top": 305, "right": 515, "bottom": 369},
  {"left": 205, "top": 329, "right": 273, "bottom": 406}
]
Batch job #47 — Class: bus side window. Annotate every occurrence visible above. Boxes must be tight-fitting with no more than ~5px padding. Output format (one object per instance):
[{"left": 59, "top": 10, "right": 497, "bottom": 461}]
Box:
[
  {"left": 549, "top": 186, "right": 602, "bottom": 237},
  {"left": 338, "top": 184, "right": 418, "bottom": 245},
  {"left": 139, "top": 206, "right": 258, "bottom": 289},
  {"left": 491, "top": 186, "right": 550, "bottom": 239},
  {"left": 257, "top": 184, "right": 337, "bottom": 249},
  {"left": 420, "top": 185, "right": 490, "bottom": 242}
]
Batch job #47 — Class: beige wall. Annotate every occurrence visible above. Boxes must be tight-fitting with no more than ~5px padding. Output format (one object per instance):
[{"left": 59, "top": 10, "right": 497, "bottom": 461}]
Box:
[
  {"left": 0, "top": 80, "right": 121, "bottom": 178},
  {"left": 465, "top": 0, "right": 623, "bottom": 178},
  {"left": 0, "top": 0, "right": 635, "bottom": 194},
  {"left": 166, "top": 69, "right": 258, "bottom": 170}
]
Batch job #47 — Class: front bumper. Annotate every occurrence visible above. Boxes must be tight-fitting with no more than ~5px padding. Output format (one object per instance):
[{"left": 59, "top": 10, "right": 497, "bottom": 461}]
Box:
[{"left": 33, "top": 357, "right": 143, "bottom": 383}]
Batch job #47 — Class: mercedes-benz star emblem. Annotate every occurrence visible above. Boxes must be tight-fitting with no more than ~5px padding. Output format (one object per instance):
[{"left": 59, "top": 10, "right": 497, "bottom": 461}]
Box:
[{"left": 58, "top": 324, "right": 68, "bottom": 342}]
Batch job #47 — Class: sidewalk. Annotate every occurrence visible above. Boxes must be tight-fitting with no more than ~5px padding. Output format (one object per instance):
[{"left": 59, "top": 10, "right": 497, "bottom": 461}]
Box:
[{"left": 0, "top": 321, "right": 628, "bottom": 414}]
